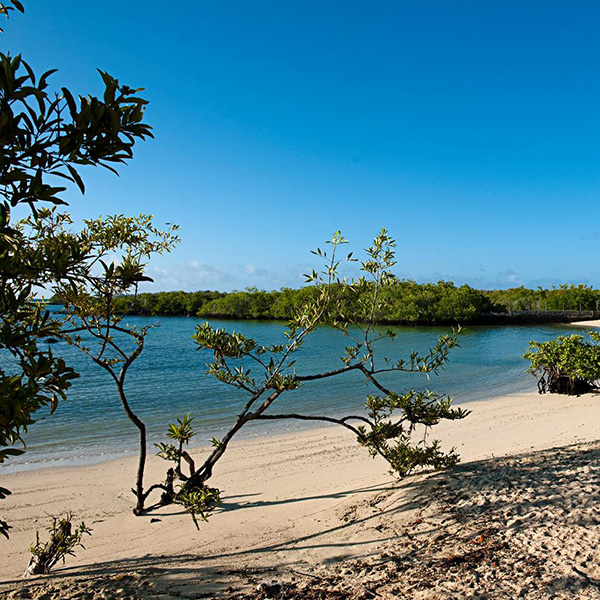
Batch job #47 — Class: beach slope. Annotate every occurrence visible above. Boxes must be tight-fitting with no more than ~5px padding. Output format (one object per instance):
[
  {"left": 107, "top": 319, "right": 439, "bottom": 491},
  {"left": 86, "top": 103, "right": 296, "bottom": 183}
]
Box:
[{"left": 2, "top": 390, "right": 600, "bottom": 598}]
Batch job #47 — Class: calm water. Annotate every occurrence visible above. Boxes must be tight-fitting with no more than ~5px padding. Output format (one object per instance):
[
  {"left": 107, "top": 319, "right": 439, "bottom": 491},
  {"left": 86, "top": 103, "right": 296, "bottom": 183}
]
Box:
[{"left": 1, "top": 318, "right": 587, "bottom": 472}]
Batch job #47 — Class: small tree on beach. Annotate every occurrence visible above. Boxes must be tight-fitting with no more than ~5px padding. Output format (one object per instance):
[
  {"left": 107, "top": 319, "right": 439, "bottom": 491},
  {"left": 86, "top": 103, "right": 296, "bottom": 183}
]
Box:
[
  {"left": 0, "top": 1, "right": 154, "bottom": 535},
  {"left": 159, "top": 229, "right": 469, "bottom": 509},
  {"left": 47, "top": 212, "right": 179, "bottom": 515},
  {"left": 524, "top": 332, "right": 600, "bottom": 395}
]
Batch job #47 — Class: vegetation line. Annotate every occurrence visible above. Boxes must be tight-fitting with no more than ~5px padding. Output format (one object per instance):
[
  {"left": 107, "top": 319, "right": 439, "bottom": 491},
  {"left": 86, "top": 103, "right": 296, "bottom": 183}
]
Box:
[{"left": 99, "top": 283, "right": 600, "bottom": 325}]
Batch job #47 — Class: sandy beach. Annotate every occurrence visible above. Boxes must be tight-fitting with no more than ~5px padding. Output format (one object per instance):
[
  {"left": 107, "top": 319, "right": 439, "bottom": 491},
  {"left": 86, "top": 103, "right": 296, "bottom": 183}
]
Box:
[
  {"left": 568, "top": 320, "right": 600, "bottom": 328},
  {"left": 2, "top": 390, "right": 600, "bottom": 598}
]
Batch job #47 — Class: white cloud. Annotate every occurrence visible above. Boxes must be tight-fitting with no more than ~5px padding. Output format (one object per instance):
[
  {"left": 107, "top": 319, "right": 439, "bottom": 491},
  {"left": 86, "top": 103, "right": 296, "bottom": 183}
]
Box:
[
  {"left": 498, "top": 269, "right": 523, "bottom": 286},
  {"left": 140, "top": 261, "right": 231, "bottom": 291},
  {"left": 242, "top": 264, "right": 268, "bottom": 277}
]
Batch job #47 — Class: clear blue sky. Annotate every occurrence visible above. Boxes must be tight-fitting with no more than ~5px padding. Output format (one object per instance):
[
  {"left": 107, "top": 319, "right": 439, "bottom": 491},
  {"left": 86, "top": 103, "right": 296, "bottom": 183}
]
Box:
[{"left": 6, "top": 1, "right": 600, "bottom": 291}]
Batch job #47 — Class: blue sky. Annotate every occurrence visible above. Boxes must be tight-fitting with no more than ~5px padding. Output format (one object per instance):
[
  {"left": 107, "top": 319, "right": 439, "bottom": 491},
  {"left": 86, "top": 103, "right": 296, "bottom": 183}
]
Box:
[{"left": 6, "top": 2, "right": 600, "bottom": 291}]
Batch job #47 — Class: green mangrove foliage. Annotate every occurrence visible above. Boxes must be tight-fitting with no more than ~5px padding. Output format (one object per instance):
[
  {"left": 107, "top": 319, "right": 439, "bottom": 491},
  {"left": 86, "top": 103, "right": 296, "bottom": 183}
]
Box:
[
  {"left": 111, "top": 282, "right": 600, "bottom": 324},
  {"left": 113, "top": 281, "right": 494, "bottom": 323},
  {"left": 487, "top": 284, "right": 599, "bottom": 312},
  {"left": 163, "top": 228, "right": 469, "bottom": 505},
  {"left": 155, "top": 413, "right": 197, "bottom": 480},
  {"left": 524, "top": 332, "right": 600, "bottom": 395},
  {"left": 113, "top": 290, "right": 226, "bottom": 316},
  {"left": 0, "top": 1, "right": 153, "bottom": 537}
]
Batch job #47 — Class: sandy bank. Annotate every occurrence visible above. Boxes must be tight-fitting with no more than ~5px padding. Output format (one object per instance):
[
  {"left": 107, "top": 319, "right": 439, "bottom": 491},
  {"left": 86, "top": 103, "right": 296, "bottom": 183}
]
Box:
[
  {"left": 569, "top": 319, "right": 600, "bottom": 328},
  {"left": 2, "top": 389, "right": 600, "bottom": 598}
]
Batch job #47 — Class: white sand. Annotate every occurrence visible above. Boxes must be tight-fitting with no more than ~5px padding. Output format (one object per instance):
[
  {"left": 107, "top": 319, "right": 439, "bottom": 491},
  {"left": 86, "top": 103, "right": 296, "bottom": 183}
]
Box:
[
  {"left": 569, "top": 319, "right": 600, "bottom": 328},
  {"left": 2, "top": 390, "right": 600, "bottom": 598}
]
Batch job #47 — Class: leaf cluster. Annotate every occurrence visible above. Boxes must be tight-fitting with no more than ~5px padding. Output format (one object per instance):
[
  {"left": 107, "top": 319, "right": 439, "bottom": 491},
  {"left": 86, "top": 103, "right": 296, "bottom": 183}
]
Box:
[
  {"left": 357, "top": 391, "right": 468, "bottom": 477},
  {"left": 154, "top": 414, "right": 221, "bottom": 527},
  {"left": 1, "top": 52, "right": 152, "bottom": 213},
  {"left": 156, "top": 413, "right": 196, "bottom": 471},
  {"left": 177, "top": 485, "right": 221, "bottom": 529}
]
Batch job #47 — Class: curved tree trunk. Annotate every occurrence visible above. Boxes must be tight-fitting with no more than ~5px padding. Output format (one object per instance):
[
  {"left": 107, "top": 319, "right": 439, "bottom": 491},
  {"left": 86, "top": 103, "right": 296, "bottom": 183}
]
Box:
[{"left": 116, "top": 383, "right": 147, "bottom": 514}]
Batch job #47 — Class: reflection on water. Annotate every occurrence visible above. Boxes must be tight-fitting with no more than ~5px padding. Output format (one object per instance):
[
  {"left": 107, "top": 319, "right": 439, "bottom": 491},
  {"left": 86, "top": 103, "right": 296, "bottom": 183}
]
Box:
[{"left": 1, "top": 317, "right": 586, "bottom": 471}]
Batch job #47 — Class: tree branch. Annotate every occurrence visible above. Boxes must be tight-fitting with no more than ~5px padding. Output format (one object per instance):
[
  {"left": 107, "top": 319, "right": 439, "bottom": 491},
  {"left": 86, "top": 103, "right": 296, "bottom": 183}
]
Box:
[
  {"left": 295, "top": 363, "right": 360, "bottom": 382},
  {"left": 252, "top": 412, "right": 374, "bottom": 439}
]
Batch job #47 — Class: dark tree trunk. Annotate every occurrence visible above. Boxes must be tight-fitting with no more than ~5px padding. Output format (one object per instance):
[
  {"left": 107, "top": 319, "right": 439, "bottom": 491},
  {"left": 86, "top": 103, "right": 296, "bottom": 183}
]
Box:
[
  {"left": 538, "top": 370, "right": 594, "bottom": 396},
  {"left": 116, "top": 383, "right": 147, "bottom": 514}
]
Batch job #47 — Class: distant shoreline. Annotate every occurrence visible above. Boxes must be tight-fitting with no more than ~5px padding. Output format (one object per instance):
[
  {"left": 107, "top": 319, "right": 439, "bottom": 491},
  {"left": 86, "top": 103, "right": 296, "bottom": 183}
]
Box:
[
  {"left": 47, "top": 282, "right": 600, "bottom": 325},
  {"left": 119, "top": 310, "right": 600, "bottom": 327},
  {"left": 50, "top": 303, "right": 600, "bottom": 327}
]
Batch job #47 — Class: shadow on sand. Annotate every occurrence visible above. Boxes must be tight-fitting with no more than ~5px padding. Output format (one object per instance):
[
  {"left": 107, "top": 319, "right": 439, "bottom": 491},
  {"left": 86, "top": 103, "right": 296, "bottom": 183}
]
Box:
[{"left": 4, "top": 440, "right": 600, "bottom": 598}]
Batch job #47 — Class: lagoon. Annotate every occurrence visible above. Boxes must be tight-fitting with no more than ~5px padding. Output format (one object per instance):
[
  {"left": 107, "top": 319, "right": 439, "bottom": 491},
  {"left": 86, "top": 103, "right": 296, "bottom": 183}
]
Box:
[{"left": 2, "top": 318, "right": 586, "bottom": 472}]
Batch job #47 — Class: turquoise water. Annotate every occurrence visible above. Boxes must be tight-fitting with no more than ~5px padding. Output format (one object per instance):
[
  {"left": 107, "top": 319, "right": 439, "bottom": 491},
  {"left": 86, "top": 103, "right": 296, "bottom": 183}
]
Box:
[{"left": 1, "top": 318, "right": 587, "bottom": 471}]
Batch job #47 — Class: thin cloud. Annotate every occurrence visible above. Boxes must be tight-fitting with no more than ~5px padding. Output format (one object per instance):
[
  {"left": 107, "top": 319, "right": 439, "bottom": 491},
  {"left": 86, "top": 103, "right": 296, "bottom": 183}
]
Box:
[
  {"left": 582, "top": 232, "right": 600, "bottom": 241},
  {"left": 140, "top": 262, "right": 232, "bottom": 291},
  {"left": 242, "top": 264, "right": 268, "bottom": 277}
]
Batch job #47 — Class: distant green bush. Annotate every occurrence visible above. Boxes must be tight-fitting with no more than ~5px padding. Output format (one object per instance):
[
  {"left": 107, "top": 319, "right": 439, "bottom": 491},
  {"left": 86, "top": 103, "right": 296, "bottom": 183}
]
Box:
[{"left": 523, "top": 332, "right": 600, "bottom": 395}]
